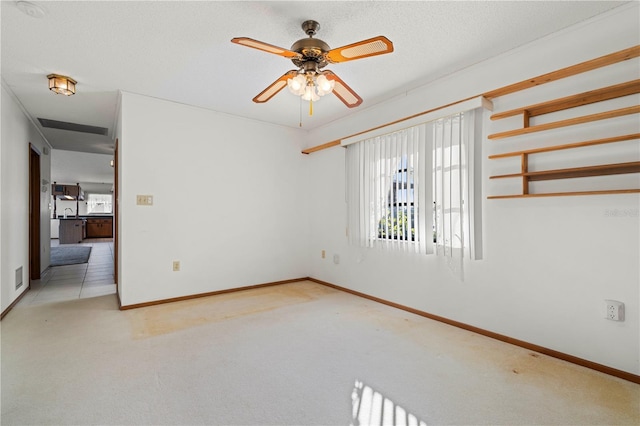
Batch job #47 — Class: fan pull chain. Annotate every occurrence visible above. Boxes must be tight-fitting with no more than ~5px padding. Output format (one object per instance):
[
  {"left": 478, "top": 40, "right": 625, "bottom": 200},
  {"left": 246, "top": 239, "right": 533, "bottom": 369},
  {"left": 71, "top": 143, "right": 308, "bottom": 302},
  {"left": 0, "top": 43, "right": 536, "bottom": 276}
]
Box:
[
  {"left": 309, "top": 98, "right": 313, "bottom": 116},
  {"left": 299, "top": 96, "right": 303, "bottom": 127}
]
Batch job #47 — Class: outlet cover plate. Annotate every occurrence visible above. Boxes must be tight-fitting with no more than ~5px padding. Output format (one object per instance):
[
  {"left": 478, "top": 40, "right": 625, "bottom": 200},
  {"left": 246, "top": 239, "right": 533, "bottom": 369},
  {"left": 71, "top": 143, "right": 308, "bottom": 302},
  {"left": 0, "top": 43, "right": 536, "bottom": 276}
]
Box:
[{"left": 605, "top": 300, "right": 624, "bottom": 321}]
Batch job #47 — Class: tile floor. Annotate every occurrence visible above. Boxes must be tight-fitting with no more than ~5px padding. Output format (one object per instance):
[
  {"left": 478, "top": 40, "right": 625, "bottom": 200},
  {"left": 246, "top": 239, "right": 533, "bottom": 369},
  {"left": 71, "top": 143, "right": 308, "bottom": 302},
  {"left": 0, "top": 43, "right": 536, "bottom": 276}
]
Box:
[{"left": 18, "top": 239, "right": 116, "bottom": 306}]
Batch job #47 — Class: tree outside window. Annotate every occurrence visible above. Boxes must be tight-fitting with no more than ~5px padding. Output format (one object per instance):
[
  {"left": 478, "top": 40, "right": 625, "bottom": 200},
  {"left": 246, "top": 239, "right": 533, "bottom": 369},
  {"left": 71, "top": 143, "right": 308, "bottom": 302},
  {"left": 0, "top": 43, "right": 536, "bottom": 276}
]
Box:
[{"left": 377, "top": 156, "right": 416, "bottom": 241}]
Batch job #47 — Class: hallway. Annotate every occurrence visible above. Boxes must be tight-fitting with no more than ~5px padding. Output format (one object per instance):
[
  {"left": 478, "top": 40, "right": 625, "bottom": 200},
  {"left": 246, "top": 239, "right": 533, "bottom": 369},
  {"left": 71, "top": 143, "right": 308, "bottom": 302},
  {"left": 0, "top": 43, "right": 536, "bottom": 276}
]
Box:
[{"left": 18, "top": 240, "right": 115, "bottom": 306}]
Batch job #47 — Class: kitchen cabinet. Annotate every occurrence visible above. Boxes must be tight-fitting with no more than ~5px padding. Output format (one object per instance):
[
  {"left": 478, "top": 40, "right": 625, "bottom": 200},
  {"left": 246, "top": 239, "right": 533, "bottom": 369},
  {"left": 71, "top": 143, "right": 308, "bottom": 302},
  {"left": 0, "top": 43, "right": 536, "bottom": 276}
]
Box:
[
  {"left": 51, "top": 183, "right": 84, "bottom": 200},
  {"left": 86, "top": 217, "right": 113, "bottom": 238},
  {"left": 59, "top": 219, "right": 85, "bottom": 244}
]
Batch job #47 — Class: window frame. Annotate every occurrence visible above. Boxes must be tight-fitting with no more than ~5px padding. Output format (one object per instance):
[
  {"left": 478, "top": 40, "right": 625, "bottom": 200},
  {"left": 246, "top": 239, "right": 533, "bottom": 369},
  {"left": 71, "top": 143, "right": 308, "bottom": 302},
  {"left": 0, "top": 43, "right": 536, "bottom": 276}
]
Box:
[
  {"left": 86, "top": 193, "right": 113, "bottom": 214},
  {"left": 345, "top": 97, "right": 488, "bottom": 265}
]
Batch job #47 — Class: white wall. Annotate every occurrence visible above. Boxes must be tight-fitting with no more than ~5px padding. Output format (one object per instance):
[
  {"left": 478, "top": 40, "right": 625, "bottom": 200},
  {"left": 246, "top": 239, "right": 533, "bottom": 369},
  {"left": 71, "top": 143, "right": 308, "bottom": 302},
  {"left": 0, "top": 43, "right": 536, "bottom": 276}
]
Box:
[
  {"left": 54, "top": 199, "right": 89, "bottom": 217},
  {"left": 118, "top": 92, "right": 309, "bottom": 306},
  {"left": 51, "top": 149, "right": 114, "bottom": 186},
  {"left": 1, "top": 82, "right": 51, "bottom": 313},
  {"left": 305, "top": 5, "right": 640, "bottom": 374}
]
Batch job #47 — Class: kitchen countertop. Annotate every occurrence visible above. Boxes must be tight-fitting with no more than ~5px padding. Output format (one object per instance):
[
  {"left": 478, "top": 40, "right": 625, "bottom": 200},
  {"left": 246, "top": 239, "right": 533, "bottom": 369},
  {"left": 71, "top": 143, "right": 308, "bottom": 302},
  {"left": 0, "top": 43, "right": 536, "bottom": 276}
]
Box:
[{"left": 55, "top": 215, "right": 113, "bottom": 220}]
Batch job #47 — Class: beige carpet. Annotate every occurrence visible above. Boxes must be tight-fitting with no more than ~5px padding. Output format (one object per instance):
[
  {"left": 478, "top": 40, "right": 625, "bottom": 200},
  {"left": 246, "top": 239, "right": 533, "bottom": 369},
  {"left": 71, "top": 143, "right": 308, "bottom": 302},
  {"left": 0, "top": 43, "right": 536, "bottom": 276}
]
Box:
[{"left": 1, "top": 280, "right": 638, "bottom": 425}]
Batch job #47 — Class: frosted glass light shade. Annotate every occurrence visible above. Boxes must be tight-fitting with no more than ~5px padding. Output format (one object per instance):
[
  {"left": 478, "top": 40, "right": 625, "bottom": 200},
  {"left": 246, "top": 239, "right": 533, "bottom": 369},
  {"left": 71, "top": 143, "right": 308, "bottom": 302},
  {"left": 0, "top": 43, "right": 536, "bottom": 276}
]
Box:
[
  {"left": 315, "top": 74, "right": 335, "bottom": 95},
  {"left": 47, "top": 74, "right": 76, "bottom": 96},
  {"left": 301, "top": 85, "right": 320, "bottom": 102},
  {"left": 287, "top": 74, "right": 306, "bottom": 96}
]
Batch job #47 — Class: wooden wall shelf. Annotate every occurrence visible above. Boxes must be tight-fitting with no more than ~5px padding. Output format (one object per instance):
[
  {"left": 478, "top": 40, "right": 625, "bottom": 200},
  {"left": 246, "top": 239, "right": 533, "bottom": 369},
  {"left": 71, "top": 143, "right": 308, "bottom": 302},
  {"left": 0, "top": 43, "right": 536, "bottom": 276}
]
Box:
[
  {"left": 483, "top": 49, "right": 640, "bottom": 199},
  {"left": 488, "top": 189, "right": 640, "bottom": 199},
  {"left": 488, "top": 105, "right": 640, "bottom": 140},
  {"left": 483, "top": 46, "right": 640, "bottom": 100},
  {"left": 488, "top": 75, "right": 640, "bottom": 140},
  {"left": 488, "top": 134, "right": 640, "bottom": 199},
  {"left": 491, "top": 161, "right": 640, "bottom": 181},
  {"left": 490, "top": 79, "right": 640, "bottom": 122},
  {"left": 488, "top": 133, "right": 640, "bottom": 159}
]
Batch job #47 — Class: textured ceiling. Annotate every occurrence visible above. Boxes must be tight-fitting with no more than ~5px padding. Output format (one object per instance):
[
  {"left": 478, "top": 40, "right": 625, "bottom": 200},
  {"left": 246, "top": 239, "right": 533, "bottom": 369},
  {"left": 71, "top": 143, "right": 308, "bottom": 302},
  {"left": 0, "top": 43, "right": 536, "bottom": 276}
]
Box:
[{"left": 1, "top": 1, "right": 628, "bottom": 154}]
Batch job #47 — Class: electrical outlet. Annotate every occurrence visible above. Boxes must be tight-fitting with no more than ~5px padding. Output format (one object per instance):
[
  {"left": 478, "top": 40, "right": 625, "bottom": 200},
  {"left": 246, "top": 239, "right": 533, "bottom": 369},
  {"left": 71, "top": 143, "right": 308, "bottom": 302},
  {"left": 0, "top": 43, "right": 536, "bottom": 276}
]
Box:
[
  {"left": 322, "top": 250, "right": 326, "bottom": 259},
  {"left": 172, "top": 261, "right": 180, "bottom": 272},
  {"left": 605, "top": 300, "right": 624, "bottom": 321},
  {"left": 333, "top": 254, "right": 340, "bottom": 264}
]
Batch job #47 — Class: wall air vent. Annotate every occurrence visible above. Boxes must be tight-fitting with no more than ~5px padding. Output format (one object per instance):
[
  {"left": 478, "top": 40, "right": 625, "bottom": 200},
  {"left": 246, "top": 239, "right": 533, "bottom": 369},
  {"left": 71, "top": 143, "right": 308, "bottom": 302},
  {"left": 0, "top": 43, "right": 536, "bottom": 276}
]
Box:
[
  {"left": 37, "top": 118, "right": 109, "bottom": 136},
  {"left": 15, "top": 266, "right": 23, "bottom": 290}
]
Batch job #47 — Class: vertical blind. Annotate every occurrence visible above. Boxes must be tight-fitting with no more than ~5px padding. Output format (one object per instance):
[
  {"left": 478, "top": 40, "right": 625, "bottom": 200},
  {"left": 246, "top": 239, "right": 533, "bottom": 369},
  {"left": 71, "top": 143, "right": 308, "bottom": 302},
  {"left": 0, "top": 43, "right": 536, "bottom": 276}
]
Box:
[
  {"left": 346, "top": 105, "right": 485, "bottom": 278},
  {"left": 432, "top": 111, "right": 472, "bottom": 279},
  {"left": 346, "top": 125, "right": 430, "bottom": 254}
]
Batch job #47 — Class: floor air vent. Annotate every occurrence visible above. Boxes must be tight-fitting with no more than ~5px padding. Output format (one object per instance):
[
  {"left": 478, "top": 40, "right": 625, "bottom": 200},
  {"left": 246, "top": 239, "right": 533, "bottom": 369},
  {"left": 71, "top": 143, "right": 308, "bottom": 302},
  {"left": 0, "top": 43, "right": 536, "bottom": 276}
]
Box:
[{"left": 38, "top": 118, "right": 109, "bottom": 136}]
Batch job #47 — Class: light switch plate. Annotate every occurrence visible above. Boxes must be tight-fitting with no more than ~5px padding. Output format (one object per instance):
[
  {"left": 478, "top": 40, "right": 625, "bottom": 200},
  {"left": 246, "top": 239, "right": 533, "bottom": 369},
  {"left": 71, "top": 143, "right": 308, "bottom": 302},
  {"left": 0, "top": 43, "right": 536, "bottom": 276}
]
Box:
[{"left": 136, "top": 195, "right": 153, "bottom": 206}]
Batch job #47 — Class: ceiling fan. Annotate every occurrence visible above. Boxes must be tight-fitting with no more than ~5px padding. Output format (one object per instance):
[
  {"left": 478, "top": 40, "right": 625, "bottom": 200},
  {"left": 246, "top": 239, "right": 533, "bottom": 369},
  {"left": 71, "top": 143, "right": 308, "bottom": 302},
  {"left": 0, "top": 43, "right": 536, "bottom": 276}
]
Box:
[{"left": 231, "top": 20, "right": 393, "bottom": 111}]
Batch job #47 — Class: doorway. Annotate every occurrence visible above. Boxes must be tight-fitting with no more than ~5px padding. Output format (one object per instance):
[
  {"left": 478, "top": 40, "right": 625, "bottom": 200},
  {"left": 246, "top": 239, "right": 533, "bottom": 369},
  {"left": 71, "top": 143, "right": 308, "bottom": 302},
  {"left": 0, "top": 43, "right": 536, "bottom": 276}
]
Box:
[
  {"left": 114, "top": 138, "right": 119, "bottom": 287},
  {"left": 29, "top": 143, "right": 41, "bottom": 281}
]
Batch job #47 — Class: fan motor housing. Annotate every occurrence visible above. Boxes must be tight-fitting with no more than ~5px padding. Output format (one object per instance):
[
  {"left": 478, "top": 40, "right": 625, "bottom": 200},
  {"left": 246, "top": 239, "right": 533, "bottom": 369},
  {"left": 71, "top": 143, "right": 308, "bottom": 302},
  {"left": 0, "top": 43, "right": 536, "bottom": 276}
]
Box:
[{"left": 290, "top": 37, "right": 330, "bottom": 69}]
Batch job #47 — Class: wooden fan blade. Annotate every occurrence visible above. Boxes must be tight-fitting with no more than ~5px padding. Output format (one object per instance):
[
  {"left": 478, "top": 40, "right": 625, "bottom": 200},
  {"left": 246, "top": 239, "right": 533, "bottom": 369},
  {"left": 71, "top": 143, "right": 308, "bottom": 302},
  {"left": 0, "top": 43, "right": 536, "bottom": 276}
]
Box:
[
  {"left": 231, "top": 37, "right": 301, "bottom": 59},
  {"left": 323, "top": 70, "right": 363, "bottom": 108},
  {"left": 253, "top": 70, "right": 298, "bottom": 103},
  {"left": 326, "top": 36, "right": 393, "bottom": 63}
]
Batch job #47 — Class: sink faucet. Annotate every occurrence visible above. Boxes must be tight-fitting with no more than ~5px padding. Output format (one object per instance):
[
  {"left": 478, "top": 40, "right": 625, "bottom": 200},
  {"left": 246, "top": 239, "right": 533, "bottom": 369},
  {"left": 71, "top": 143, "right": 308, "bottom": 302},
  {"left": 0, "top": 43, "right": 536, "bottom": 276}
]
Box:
[{"left": 64, "top": 208, "right": 74, "bottom": 219}]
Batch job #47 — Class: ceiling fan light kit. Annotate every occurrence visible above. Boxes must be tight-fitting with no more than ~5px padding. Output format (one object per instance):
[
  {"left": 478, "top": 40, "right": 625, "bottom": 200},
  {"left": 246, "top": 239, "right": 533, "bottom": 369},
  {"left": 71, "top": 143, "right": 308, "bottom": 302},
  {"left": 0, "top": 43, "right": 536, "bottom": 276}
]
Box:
[
  {"left": 287, "top": 72, "right": 335, "bottom": 99},
  {"left": 231, "top": 20, "right": 393, "bottom": 114},
  {"left": 47, "top": 74, "right": 76, "bottom": 96}
]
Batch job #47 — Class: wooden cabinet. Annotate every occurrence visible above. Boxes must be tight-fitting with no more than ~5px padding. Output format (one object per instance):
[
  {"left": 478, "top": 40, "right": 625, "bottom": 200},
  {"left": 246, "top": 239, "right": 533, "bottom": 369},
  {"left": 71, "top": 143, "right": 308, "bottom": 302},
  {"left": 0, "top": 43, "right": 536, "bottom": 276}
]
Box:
[
  {"left": 52, "top": 184, "right": 67, "bottom": 196},
  {"left": 51, "top": 183, "right": 84, "bottom": 200},
  {"left": 59, "top": 219, "right": 84, "bottom": 244},
  {"left": 86, "top": 217, "right": 113, "bottom": 238}
]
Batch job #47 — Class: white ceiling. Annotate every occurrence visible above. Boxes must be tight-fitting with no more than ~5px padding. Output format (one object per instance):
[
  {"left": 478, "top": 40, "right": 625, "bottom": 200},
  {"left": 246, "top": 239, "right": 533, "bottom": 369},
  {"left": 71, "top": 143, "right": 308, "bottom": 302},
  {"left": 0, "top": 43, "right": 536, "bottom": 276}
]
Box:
[{"left": 1, "top": 1, "right": 628, "bottom": 155}]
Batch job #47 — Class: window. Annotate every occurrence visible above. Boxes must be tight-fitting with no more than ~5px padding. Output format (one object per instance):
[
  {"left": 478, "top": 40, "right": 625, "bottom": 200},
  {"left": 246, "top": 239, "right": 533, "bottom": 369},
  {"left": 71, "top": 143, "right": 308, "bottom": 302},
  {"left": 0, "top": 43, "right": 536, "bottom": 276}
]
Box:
[
  {"left": 432, "top": 111, "right": 472, "bottom": 278},
  {"left": 86, "top": 193, "right": 112, "bottom": 214},
  {"left": 345, "top": 99, "right": 487, "bottom": 277},
  {"left": 433, "top": 108, "right": 484, "bottom": 264},
  {"left": 346, "top": 125, "right": 430, "bottom": 254},
  {"left": 377, "top": 155, "right": 415, "bottom": 241}
]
